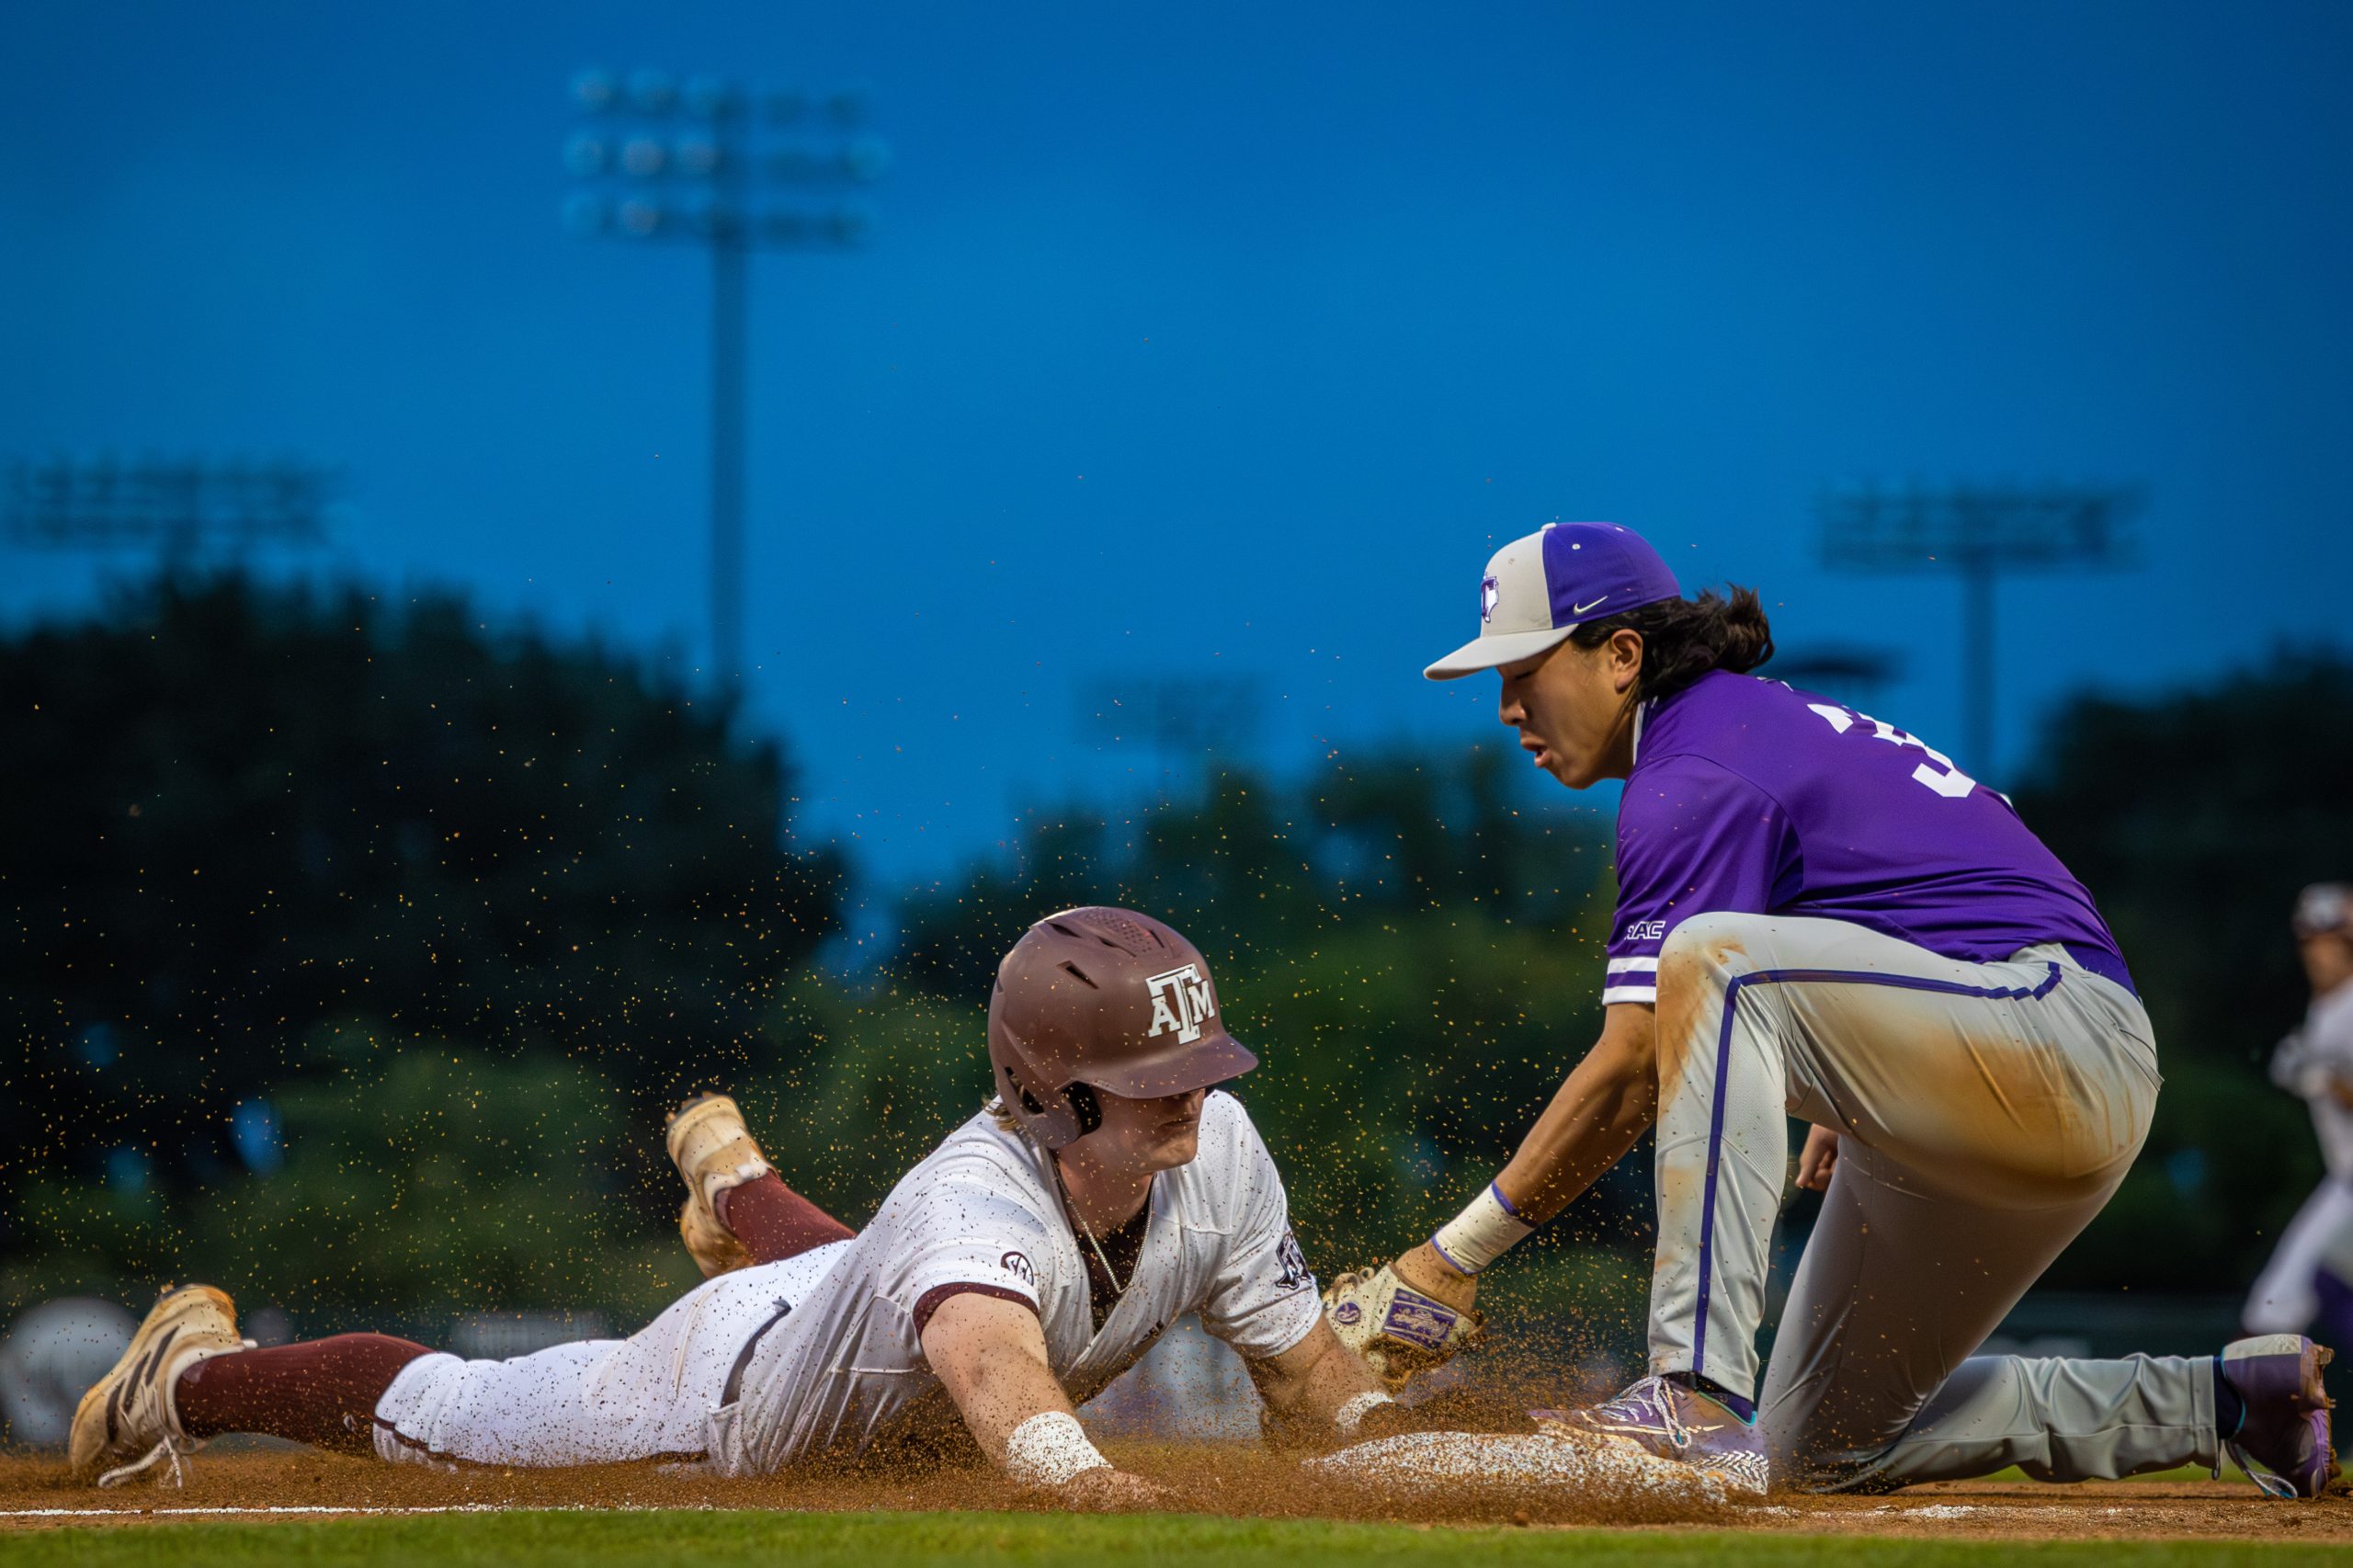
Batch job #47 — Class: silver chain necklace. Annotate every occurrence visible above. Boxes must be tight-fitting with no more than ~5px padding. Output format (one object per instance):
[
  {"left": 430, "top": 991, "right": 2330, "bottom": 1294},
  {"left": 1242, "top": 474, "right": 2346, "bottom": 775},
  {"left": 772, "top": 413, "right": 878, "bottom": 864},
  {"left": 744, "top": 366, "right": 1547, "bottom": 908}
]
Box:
[{"left": 1049, "top": 1151, "right": 1135, "bottom": 1298}]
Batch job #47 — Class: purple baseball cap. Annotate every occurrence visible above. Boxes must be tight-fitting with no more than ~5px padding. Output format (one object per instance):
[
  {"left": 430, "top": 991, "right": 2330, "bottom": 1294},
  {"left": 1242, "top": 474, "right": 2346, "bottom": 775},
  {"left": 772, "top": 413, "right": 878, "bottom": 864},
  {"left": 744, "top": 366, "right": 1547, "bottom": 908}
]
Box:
[{"left": 1424, "top": 522, "right": 1683, "bottom": 680}]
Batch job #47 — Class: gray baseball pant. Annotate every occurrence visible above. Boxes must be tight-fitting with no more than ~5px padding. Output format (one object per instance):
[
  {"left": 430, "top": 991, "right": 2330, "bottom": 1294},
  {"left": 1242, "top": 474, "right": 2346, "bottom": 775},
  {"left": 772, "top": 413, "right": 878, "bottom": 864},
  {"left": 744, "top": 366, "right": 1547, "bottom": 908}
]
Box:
[{"left": 1648, "top": 912, "right": 2213, "bottom": 1491}]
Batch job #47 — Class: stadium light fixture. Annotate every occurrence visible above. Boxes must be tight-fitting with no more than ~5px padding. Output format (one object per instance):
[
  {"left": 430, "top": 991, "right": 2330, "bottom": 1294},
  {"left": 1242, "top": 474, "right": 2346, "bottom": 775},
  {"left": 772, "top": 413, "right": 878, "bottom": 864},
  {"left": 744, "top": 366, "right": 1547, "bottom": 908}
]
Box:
[
  {"left": 563, "top": 65, "right": 891, "bottom": 687},
  {"left": 1819, "top": 481, "right": 2140, "bottom": 780},
  {"left": 4, "top": 453, "right": 342, "bottom": 569}
]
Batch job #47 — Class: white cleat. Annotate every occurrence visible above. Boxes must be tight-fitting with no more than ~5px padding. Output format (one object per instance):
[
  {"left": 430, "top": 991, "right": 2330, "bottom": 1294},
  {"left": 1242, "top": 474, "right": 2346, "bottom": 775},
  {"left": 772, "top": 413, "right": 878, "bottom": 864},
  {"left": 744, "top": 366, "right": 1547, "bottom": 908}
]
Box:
[
  {"left": 665, "top": 1093, "right": 775, "bottom": 1278},
  {"left": 69, "top": 1284, "right": 249, "bottom": 1488}
]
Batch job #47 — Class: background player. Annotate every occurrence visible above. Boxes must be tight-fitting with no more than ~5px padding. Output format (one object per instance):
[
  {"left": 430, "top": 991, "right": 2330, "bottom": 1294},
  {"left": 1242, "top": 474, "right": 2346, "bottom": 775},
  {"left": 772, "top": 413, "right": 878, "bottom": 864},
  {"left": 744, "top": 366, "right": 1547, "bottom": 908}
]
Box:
[
  {"left": 72, "top": 908, "right": 1395, "bottom": 1504},
  {"left": 2244, "top": 883, "right": 2353, "bottom": 1350},
  {"left": 1324, "top": 520, "right": 2334, "bottom": 1497}
]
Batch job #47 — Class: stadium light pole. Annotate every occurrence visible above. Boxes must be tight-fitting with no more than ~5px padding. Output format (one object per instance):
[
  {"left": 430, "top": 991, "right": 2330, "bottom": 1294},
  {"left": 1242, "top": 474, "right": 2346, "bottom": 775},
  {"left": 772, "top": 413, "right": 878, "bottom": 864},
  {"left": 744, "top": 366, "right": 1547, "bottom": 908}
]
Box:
[
  {"left": 563, "top": 68, "right": 890, "bottom": 687},
  {"left": 1819, "top": 482, "right": 2139, "bottom": 780}
]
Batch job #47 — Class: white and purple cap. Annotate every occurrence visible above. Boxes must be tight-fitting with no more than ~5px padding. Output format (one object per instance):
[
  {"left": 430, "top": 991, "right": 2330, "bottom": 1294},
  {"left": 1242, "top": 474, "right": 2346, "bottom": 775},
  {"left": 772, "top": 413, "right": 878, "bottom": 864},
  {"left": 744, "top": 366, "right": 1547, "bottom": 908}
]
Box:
[
  {"left": 1424, "top": 521, "right": 1683, "bottom": 680},
  {"left": 2293, "top": 882, "right": 2353, "bottom": 939}
]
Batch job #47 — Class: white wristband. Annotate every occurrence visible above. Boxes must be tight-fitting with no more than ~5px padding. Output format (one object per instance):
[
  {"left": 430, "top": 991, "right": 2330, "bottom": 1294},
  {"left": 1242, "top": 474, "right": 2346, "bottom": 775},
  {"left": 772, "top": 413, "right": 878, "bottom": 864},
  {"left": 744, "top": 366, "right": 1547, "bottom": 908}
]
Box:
[
  {"left": 1429, "top": 1182, "right": 1535, "bottom": 1276},
  {"left": 1335, "top": 1389, "right": 1396, "bottom": 1437},
  {"left": 1002, "top": 1411, "right": 1111, "bottom": 1488}
]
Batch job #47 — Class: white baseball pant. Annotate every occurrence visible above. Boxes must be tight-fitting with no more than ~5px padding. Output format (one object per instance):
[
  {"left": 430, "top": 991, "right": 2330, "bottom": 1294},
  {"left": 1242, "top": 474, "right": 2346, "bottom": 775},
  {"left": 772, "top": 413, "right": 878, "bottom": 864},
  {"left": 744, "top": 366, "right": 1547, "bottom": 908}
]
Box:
[{"left": 371, "top": 1242, "right": 848, "bottom": 1468}]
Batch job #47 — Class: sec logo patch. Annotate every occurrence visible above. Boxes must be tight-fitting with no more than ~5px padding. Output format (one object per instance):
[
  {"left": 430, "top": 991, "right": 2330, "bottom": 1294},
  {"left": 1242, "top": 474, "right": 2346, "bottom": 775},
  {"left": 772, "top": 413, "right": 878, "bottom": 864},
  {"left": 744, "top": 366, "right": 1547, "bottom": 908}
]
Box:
[{"left": 999, "top": 1250, "right": 1037, "bottom": 1286}]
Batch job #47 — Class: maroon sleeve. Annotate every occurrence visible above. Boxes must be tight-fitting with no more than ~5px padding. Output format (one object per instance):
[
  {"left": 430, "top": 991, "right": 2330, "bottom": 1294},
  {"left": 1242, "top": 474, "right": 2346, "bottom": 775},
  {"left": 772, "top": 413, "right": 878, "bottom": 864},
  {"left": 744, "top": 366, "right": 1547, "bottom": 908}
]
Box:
[{"left": 912, "top": 1281, "right": 1040, "bottom": 1337}]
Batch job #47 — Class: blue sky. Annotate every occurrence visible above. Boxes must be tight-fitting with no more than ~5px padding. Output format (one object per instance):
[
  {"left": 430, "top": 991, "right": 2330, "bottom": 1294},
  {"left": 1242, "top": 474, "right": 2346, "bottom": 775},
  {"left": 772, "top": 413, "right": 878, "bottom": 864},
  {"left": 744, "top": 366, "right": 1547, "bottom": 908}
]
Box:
[{"left": 6, "top": 1, "right": 2350, "bottom": 892}]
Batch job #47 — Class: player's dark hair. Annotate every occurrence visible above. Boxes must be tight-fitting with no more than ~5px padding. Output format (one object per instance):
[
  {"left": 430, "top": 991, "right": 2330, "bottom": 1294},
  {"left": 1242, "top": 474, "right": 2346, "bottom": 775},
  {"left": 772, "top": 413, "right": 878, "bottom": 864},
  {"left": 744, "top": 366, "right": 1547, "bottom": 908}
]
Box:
[{"left": 1567, "top": 586, "right": 1774, "bottom": 705}]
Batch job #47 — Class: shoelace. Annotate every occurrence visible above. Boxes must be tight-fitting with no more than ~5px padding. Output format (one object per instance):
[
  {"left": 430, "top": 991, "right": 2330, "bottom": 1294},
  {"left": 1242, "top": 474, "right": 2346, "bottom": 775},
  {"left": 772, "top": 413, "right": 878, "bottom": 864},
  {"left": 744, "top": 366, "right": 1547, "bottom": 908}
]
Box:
[
  {"left": 97, "top": 1435, "right": 199, "bottom": 1490},
  {"left": 95, "top": 1335, "right": 256, "bottom": 1490},
  {"left": 2222, "top": 1437, "right": 2302, "bottom": 1500},
  {"left": 1589, "top": 1376, "right": 1692, "bottom": 1449}
]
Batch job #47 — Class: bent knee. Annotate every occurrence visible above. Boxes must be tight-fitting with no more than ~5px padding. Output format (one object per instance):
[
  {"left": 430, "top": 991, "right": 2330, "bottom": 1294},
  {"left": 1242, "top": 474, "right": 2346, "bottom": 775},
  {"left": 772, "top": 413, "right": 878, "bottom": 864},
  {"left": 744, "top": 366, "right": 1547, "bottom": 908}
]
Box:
[{"left": 1761, "top": 1415, "right": 1902, "bottom": 1494}]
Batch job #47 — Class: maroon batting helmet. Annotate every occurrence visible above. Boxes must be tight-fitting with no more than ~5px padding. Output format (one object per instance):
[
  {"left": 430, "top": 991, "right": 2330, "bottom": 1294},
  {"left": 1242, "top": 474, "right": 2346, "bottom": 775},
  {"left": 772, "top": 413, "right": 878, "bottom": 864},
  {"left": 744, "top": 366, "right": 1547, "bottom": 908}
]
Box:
[{"left": 986, "top": 906, "right": 1258, "bottom": 1150}]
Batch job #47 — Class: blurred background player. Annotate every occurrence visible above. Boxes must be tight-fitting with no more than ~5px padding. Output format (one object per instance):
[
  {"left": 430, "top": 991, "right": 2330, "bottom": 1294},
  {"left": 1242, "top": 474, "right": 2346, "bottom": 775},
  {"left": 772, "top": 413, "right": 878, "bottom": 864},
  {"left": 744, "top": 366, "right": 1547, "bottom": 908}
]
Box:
[
  {"left": 70, "top": 908, "right": 1393, "bottom": 1503},
  {"left": 1323, "top": 520, "right": 2336, "bottom": 1498},
  {"left": 2244, "top": 883, "right": 2353, "bottom": 1351}
]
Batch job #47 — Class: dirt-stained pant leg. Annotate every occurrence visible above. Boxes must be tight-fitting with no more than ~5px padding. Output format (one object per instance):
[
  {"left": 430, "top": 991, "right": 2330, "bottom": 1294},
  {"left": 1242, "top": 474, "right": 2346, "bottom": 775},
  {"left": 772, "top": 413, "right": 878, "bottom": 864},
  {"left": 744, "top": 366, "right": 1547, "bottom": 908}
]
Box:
[
  {"left": 1650, "top": 912, "right": 2193, "bottom": 1486},
  {"left": 1760, "top": 1141, "right": 2216, "bottom": 1488},
  {"left": 1645, "top": 915, "right": 1791, "bottom": 1398}
]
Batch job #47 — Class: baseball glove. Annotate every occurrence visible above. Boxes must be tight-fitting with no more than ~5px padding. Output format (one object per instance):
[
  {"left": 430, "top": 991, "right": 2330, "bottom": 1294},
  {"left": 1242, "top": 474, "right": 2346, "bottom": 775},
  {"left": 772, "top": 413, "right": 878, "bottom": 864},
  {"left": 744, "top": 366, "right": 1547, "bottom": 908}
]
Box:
[{"left": 1323, "top": 1261, "right": 1484, "bottom": 1391}]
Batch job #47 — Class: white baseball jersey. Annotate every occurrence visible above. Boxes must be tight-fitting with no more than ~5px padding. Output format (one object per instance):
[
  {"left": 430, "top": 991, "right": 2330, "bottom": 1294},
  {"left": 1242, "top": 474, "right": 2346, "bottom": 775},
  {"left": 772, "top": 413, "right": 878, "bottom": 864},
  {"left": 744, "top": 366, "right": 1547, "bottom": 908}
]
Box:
[
  {"left": 2274, "top": 979, "right": 2353, "bottom": 1177},
  {"left": 372, "top": 1089, "right": 1320, "bottom": 1475},
  {"left": 717, "top": 1087, "right": 1319, "bottom": 1474}
]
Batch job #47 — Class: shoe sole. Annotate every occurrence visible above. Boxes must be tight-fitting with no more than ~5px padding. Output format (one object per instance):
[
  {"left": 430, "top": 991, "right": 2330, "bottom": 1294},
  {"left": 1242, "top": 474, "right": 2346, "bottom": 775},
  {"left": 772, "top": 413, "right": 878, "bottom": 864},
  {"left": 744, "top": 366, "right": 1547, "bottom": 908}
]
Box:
[
  {"left": 665, "top": 1094, "right": 749, "bottom": 1169},
  {"left": 665, "top": 1094, "right": 769, "bottom": 1200},
  {"left": 665, "top": 1092, "right": 733, "bottom": 1152},
  {"left": 70, "top": 1284, "right": 238, "bottom": 1481},
  {"left": 2310, "top": 1343, "right": 2341, "bottom": 1492},
  {"left": 2295, "top": 1340, "right": 2336, "bottom": 1406},
  {"left": 2239, "top": 1336, "right": 2340, "bottom": 1496}
]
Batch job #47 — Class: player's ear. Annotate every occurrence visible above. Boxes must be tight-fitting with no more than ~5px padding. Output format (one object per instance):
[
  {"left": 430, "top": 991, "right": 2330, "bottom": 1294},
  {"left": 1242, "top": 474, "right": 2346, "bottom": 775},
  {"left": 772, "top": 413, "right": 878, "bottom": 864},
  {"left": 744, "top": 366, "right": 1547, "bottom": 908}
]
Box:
[{"left": 1609, "top": 629, "right": 1644, "bottom": 694}]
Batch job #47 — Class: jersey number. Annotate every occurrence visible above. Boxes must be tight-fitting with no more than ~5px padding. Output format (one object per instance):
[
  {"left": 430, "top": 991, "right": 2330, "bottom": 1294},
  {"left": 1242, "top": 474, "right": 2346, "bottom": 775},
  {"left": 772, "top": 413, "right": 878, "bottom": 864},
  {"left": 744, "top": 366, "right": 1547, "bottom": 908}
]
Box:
[{"left": 1806, "top": 703, "right": 1977, "bottom": 800}]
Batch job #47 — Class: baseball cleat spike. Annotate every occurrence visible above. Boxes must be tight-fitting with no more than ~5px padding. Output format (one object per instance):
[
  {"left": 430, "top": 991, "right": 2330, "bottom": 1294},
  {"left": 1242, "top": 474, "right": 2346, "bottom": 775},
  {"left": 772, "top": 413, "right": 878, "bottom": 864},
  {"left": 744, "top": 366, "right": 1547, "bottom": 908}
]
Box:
[{"left": 2221, "top": 1334, "right": 2336, "bottom": 1499}]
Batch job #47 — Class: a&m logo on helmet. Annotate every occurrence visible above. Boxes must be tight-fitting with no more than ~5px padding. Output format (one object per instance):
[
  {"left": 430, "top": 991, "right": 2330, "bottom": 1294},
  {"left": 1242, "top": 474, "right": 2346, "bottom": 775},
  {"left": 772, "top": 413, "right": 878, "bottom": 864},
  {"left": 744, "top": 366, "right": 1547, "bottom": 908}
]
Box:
[{"left": 1143, "top": 962, "right": 1217, "bottom": 1043}]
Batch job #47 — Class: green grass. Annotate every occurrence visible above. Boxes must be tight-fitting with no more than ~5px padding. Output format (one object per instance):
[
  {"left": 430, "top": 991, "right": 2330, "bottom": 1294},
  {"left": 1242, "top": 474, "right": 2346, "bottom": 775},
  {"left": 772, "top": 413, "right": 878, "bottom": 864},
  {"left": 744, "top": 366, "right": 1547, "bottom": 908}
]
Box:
[{"left": 1, "top": 1513, "right": 2338, "bottom": 1568}]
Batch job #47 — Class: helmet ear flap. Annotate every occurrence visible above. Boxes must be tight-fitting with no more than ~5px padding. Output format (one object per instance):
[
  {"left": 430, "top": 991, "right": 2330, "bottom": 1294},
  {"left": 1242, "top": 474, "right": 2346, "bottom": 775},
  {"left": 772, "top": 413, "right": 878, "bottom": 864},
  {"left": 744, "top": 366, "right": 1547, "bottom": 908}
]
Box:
[
  {"left": 997, "top": 1057, "right": 1085, "bottom": 1148},
  {"left": 1064, "top": 1082, "right": 1102, "bottom": 1139},
  {"left": 1003, "top": 1062, "right": 1045, "bottom": 1119}
]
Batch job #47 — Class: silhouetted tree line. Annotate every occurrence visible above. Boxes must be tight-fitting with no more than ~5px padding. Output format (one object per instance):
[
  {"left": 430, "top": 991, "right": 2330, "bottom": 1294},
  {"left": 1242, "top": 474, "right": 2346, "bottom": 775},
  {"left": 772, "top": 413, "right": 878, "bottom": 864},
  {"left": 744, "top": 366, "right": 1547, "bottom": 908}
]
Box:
[
  {"left": 1, "top": 576, "right": 841, "bottom": 1257},
  {"left": 0, "top": 574, "right": 2337, "bottom": 1318}
]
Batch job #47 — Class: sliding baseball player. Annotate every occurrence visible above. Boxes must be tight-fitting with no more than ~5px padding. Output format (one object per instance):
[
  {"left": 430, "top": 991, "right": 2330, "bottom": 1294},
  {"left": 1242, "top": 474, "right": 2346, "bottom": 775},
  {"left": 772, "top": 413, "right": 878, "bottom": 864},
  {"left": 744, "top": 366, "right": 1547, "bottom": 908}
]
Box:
[{"left": 73, "top": 908, "right": 1395, "bottom": 1502}]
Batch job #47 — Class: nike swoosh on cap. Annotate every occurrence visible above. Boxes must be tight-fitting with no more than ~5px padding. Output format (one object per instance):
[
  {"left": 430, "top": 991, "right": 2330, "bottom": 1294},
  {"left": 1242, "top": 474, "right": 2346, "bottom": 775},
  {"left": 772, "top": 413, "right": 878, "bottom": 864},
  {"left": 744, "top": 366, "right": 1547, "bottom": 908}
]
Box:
[{"left": 1571, "top": 596, "right": 1608, "bottom": 614}]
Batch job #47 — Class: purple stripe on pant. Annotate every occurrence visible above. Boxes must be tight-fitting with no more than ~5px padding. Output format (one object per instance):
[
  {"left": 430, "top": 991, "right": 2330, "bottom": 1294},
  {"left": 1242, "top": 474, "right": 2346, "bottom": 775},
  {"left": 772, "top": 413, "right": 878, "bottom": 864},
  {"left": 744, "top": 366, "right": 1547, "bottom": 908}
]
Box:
[{"left": 1688, "top": 961, "right": 2064, "bottom": 1381}]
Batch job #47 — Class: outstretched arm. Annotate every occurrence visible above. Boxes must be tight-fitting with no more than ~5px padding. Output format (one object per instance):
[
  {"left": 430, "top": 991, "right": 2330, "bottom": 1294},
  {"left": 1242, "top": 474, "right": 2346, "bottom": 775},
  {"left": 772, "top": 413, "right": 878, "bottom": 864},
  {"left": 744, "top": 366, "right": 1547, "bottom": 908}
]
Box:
[
  {"left": 1246, "top": 1315, "right": 1393, "bottom": 1448},
  {"left": 919, "top": 1292, "right": 1175, "bottom": 1510},
  {"left": 1494, "top": 1000, "right": 1660, "bottom": 1219},
  {"left": 1394, "top": 1001, "right": 1658, "bottom": 1306}
]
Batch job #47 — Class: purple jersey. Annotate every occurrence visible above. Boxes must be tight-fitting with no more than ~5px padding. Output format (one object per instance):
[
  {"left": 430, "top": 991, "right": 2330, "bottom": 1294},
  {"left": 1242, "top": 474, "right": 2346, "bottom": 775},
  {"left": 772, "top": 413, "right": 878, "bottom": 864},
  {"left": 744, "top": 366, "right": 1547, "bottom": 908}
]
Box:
[{"left": 1601, "top": 672, "right": 2126, "bottom": 1006}]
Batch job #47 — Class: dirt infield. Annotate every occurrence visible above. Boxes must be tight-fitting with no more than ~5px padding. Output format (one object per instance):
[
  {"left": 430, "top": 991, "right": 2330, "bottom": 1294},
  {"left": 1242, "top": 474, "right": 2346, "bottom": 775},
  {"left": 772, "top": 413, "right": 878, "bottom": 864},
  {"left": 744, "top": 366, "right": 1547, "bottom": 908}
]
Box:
[{"left": 0, "top": 1449, "right": 2339, "bottom": 1543}]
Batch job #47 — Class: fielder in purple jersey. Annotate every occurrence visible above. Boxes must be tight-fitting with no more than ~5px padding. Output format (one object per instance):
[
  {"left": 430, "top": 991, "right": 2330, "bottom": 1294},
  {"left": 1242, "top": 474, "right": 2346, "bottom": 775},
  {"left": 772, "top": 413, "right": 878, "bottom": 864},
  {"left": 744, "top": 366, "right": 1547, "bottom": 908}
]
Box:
[
  {"left": 1319, "top": 520, "right": 2335, "bottom": 1498},
  {"left": 1599, "top": 670, "right": 2132, "bottom": 1006}
]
